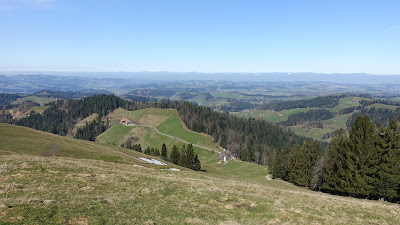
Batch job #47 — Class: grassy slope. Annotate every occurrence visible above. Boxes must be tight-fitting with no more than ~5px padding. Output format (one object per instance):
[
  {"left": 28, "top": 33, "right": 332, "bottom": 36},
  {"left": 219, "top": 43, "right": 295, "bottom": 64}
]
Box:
[
  {"left": 72, "top": 113, "right": 99, "bottom": 135},
  {"left": 289, "top": 113, "right": 353, "bottom": 141},
  {"left": 21, "top": 106, "right": 50, "bottom": 116},
  {"left": 11, "top": 96, "right": 57, "bottom": 106},
  {"left": 1, "top": 125, "right": 399, "bottom": 224},
  {"left": 0, "top": 123, "right": 176, "bottom": 169},
  {"left": 98, "top": 108, "right": 224, "bottom": 172},
  {"left": 366, "top": 103, "right": 398, "bottom": 111},
  {"left": 330, "top": 96, "right": 371, "bottom": 112}
]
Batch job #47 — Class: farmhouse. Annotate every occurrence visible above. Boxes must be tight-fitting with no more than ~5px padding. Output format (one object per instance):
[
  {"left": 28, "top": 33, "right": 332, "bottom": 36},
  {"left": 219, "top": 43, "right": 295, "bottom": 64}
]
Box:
[{"left": 120, "top": 118, "right": 131, "bottom": 125}]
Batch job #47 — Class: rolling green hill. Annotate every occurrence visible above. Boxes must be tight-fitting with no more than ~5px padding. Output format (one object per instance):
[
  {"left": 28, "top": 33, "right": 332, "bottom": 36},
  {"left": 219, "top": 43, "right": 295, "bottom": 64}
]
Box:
[
  {"left": 1, "top": 123, "right": 400, "bottom": 224},
  {"left": 98, "top": 108, "right": 226, "bottom": 171},
  {"left": 232, "top": 96, "right": 379, "bottom": 142}
]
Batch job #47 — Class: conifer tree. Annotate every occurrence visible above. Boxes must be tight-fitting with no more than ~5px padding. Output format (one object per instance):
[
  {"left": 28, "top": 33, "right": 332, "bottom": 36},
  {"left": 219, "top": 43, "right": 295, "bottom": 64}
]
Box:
[
  {"left": 347, "top": 115, "right": 376, "bottom": 197},
  {"left": 193, "top": 154, "right": 201, "bottom": 171},
  {"left": 161, "top": 143, "right": 168, "bottom": 160},
  {"left": 186, "top": 144, "right": 195, "bottom": 170},
  {"left": 321, "top": 129, "right": 353, "bottom": 195},
  {"left": 369, "top": 117, "right": 400, "bottom": 200},
  {"left": 272, "top": 145, "right": 292, "bottom": 180},
  {"left": 154, "top": 148, "right": 160, "bottom": 156},
  {"left": 178, "top": 145, "right": 187, "bottom": 167},
  {"left": 169, "top": 145, "right": 180, "bottom": 164},
  {"left": 288, "top": 139, "right": 321, "bottom": 188}
]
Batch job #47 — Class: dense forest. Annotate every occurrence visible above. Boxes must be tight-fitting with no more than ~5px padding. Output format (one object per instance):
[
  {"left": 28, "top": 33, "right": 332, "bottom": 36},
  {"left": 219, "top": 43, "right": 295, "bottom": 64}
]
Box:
[
  {"left": 14, "top": 94, "right": 132, "bottom": 135},
  {"left": 273, "top": 115, "right": 400, "bottom": 203},
  {"left": 347, "top": 107, "right": 400, "bottom": 128},
  {"left": 220, "top": 101, "right": 256, "bottom": 112},
  {"left": 258, "top": 95, "right": 343, "bottom": 111},
  {"left": 74, "top": 116, "right": 107, "bottom": 141},
  {"left": 0, "top": 93, "right": 21, "bottom": 107},
  {"left": 33, "top": 90, "right": 112, "bottom": 99}
]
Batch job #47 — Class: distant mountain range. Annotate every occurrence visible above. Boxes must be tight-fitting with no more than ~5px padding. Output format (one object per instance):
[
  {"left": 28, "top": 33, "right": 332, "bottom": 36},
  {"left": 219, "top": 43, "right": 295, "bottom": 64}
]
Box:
[{"left": 1, "top": 71, "right": 400, "bottom": 84}]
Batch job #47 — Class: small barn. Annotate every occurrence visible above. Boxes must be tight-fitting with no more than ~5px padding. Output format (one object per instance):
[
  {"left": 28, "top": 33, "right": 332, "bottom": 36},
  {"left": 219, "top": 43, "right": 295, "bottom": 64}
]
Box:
[
  {"left": 219, "top": 151, "right": 232, "bottom": 162},
  {"left": 120, "top": 118, "right": 131, "bottom": 125}
]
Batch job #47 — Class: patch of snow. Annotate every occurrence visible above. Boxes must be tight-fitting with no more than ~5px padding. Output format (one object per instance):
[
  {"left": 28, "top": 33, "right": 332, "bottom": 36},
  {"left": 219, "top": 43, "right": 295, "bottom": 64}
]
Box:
[
  {"left": 160, "top": 168, "right": 180, "bottom": 171},
  {"left": 132, "top": 164, "right": 145, "bottom": 168},
  {"left": 139, "top": 157, "right": 167, "bottom": 165}
]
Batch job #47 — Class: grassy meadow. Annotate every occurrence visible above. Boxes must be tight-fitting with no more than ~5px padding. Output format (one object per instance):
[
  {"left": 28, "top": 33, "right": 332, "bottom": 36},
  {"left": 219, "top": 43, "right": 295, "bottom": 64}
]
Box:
[{"left": 1, "top": 124, "right": 400, "bottom": 224}]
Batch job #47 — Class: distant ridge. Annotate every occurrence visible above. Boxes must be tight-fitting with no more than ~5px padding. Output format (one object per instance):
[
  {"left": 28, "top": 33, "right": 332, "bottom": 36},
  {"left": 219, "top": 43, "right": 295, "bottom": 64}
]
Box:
[{"left": 1, "top": 71, "right": 400, "bottom": 84}]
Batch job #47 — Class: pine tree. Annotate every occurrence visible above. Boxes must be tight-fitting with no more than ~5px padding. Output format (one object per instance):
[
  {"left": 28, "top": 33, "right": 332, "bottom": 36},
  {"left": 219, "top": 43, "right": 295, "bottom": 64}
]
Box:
[
  {"left": 169, "top": 145, "right": 180, "bottom": 164},
  {"left": 144, "top": 147, "right": 151, "bottom": 155},
  {"left": 272, "top": 145, "right": 292, "bottom": 180},
  {"left": 186, "top": 144, "right": 195, "bottom": 170},
  {"left": 161, "top": 143, "right": 168, "bottom": 160},
  {"left": 369, "top": 117, "right": 400, "bottom": 200},
  {"left": 347, "top": 115, "right": 376, "bottom": 197},
  {"left": 321, "top": 129, "right": 353, "bottom": 195},
  {"left": 288, "top": 139, "right": 321, "bottom": 188},
  {"left": 193, "top": 154, "right": 201, "bottom": 171},
  {"left": 178, "top": 145, "right": 187, "bottom": 167}
]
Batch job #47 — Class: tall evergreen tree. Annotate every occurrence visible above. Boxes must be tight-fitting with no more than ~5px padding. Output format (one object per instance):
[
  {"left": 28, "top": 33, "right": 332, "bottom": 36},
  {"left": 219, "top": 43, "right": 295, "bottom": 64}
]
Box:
[
  {"left": 186, "top": 144, "right": 195, "bottom": 170},
  {"left": 347, "top": 115, "right": 376, "bottom": 197},
  {"left": 288, "top": 139, "right": 321, "bottom": 188},
  {"left": 161, "top": 143, "right": 168, "bottom": 160},
  {"left": 321, "top": 129, "right": 354, "bottom": 195},
  {"left": 178, "top": 145, "right": 187, "bottom": 167},
  {"left": 193, "top": 154, "right": 201, "bottom": 171},
  {"left": 272, "top": 145, "right": 292, "bottom": 180},
  {"left": 369, "top": 118, "right": 400, "bottom": 200},
  {"left": 169, "top": 145, "right": 180, "bottom": 164}
]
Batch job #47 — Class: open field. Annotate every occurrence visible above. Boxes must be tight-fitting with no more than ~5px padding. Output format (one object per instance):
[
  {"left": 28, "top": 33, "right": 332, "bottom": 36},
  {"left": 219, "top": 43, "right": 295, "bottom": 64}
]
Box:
[
  {"left": 234, "top": 108, "right": 319, "bottom": 123},
  {"left": 98, "top": 108, "right": 224, "bottom": 170},
  {"left": 21, "top": 106, "right": 50, "bottom": 116},
  {"left": 289, "top": 113, "right": 353, "bottom": 141},
  {"left": 366, "top": 103, "right": 399, "bottom": 111},
  {"left": 0, "top": 123, "right": 176, "bottom": 168},
  {"left": 11, "top": 96, "right": 57, "bottom": 106},
  {"left": 72, "top": 113, "right": 99, "bottom": 135},
  {"left": 330, "top": 97, "right": 371, "bottom": 112}
]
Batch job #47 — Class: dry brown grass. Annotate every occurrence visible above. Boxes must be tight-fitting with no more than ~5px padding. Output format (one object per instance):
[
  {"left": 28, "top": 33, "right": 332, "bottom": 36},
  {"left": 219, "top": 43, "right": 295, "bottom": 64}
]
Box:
[{"left": 1, "top": 153, "right": 399, "bottom": 224}]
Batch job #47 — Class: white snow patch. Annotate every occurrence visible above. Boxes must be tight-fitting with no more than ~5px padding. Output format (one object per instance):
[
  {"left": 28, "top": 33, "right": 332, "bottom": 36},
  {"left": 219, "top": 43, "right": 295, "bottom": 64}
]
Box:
[
  {"left": 139, "top": 157, "right": 167, "bottom": 165},
  {"left": 132, "top": 164, "right": 145, "bottom": 168},
  {"left": 160, "top": 168, "right": 180, "bottom": 171}
]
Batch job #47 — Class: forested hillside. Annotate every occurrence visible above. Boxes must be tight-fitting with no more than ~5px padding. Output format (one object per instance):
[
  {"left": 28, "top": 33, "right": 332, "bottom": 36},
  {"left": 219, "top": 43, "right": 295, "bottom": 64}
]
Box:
[
  {"left": 273, "top": 115, "right": 400, "bottom": 203},
  {"left": 258, "top": 95, "right": 344, "bottom": 111},
  {"left": 2, "top": 94, "right": 304, "bottom": 166}
]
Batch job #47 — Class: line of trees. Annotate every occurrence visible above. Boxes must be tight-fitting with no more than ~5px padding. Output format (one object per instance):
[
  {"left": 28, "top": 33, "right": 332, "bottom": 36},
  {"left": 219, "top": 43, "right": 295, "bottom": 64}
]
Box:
[
  {"left": 168, "top": 144, "right": 201, "bottom": 171},
  {"left": 258, "top": 95, "right": 343, "bottom": 111},
  {"left": 74, "top": 116, "right": 107, "bottom": 141},
  {"left": 272, "top": 115, "right": 400, "bottom": 202},
  {"left": 122, "top": 142, "right": 201, "bottom": 171}
]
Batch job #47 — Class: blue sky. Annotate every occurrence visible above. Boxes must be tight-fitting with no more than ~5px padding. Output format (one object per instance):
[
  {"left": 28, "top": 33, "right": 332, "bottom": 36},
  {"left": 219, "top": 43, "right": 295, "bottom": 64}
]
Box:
[{"left": 0, "top": 0, "right": 399, "bottom": 74}]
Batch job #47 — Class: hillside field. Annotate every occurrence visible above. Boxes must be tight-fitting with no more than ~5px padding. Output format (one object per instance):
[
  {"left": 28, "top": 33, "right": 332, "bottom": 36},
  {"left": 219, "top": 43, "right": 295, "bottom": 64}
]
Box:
[{"left": 1, "top": 123, "right": 400, "bottom": 224}]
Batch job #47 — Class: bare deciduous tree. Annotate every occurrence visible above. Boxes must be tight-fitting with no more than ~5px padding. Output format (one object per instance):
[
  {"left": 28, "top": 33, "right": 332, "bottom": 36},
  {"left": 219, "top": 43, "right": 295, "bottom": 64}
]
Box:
[{"left": 49, "top": 143, "right": 58, "bottom": 157}]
